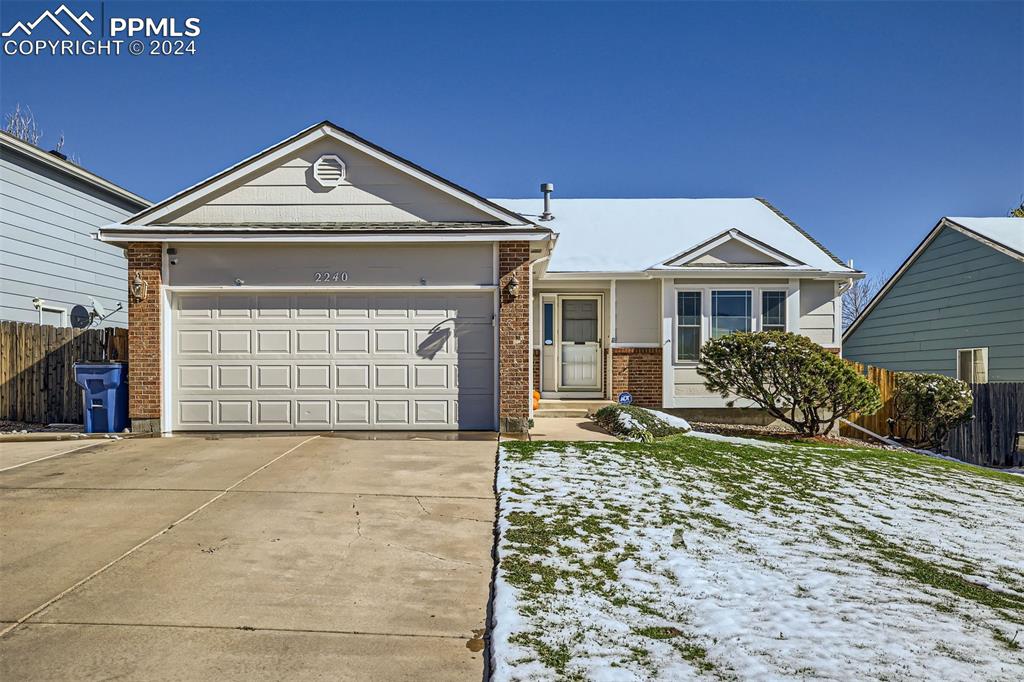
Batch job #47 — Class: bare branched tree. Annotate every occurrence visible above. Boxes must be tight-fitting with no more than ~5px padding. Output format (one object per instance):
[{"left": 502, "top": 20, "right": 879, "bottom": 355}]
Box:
[
  {"left": 1009, "top": 197, "right": 1024, "bottom": 218},
  {"left": 843, "top": 272, "right": 887, "bottom": 330},
  {"left": 4, "top": 103, "right": 42, "bottom": 145}
]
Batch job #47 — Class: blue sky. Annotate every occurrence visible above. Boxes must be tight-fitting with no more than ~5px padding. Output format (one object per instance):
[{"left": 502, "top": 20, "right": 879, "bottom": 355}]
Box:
[{"left": 1, "top": 0, "right": 1021, "bottom": 277}]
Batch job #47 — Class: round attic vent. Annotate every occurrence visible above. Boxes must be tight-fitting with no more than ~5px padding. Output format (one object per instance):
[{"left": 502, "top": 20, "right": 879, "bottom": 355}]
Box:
[{"left": 313, "top": 154, "right": 347, "bottom": 188}]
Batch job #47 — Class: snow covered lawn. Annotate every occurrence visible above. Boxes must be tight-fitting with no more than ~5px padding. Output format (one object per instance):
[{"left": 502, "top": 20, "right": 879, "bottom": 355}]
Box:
[{"left": 492, "top": 434, "right": 1024, "bottom": 681}]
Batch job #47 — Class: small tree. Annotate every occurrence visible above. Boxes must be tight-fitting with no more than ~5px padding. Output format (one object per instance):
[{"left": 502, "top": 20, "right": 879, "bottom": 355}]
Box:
[
  {"left": 842, "top": 272, "right": 886, "bottom": 330},
  {"left": 4, "top": 103, "right": 42, "bottom": 146},
  {"left": 698, "top": 331, "right": 881, "bottom": 436},
  {"left": 890, "top": 372, "right": 973, "bottom": 450}
]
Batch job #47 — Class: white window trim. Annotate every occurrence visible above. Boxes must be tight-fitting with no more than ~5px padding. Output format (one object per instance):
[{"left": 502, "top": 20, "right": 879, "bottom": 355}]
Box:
[
  {"left": 760, "top": 289, "right": 788, "bottom": 332},
  {"left": 956, "top": 347, "right": 989, "bottom": 384},
  {"left": 37, "top": 304, "right": 67, "bottom": 327},
  {"left": 671, "top": 284, "right": 797, "bottom": 366}
]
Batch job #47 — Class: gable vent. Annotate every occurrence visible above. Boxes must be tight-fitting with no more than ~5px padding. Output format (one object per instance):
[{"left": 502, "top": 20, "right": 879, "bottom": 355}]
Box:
[{"left": 313, "top": 154, "right": 347, "bottom": 188}]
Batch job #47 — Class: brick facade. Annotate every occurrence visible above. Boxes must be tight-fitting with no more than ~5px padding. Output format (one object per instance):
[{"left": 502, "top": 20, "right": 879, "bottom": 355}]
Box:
[
  {"left": 611, "top": 347, "right": 663, "bottom": 407},
  {"left": 498, "top": 242, "right": 531, "bottom": 432},
  {"left": 127, "top": 243, "right": 162, "bottom": 432}
]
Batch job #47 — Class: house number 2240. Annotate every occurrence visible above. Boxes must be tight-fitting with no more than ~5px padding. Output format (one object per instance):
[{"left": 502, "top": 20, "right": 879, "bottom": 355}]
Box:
[{"left": 313, "top": 271, "right": 349, "bottom": 282}]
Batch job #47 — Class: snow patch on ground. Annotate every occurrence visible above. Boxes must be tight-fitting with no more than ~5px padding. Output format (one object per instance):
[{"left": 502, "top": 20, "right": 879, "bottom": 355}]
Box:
[{"left": 493, "top": 440, "right": 1024, "bottom": 681}]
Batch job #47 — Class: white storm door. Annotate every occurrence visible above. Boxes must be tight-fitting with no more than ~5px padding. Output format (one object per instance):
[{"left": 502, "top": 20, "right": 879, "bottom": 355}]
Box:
[{"left": 558, "top": 297, "right": 601, "bottom": 389}]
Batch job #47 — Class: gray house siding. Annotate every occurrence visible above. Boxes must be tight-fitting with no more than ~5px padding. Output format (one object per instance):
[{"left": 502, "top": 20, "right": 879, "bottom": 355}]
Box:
[
  {"left": 0, "top": 147, "right": 144, "bottom": 328},
  {"left": 844, "top": 226, "right": 1024, "bottom": 381}
]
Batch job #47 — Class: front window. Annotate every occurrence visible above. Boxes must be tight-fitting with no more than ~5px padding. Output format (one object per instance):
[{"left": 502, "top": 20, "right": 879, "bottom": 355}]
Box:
[
  {"left": 761, "top": 291, "right": 787, "bottom": 332},
  {"left": 957, "top": 348, "right": 988, "bottom": 384},
  {"left": 676, "top": 292, "right": 702, "bottom": 361},
  {"left": 711, "top": 290, "right": 751, "bottom": 338}
]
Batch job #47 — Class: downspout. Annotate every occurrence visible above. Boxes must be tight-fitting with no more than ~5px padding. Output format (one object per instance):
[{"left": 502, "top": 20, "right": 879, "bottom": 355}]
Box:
[{"left": 528, "top": 254, "right": 551, "bottom": 419}]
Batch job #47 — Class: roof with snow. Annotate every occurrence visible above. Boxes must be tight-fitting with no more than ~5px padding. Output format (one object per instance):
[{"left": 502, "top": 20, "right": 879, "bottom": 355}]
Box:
[
  {"left": 946, "top": 217, "right": 1024, "bottom": 256},
  {"left": 492, "top": 197, "right": 852, "bottom": 274}
]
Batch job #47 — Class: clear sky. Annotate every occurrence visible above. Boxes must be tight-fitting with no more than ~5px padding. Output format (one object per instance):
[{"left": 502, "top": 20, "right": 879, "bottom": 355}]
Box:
[{"left": 1, "top": 0, "right": 1021, "bottom": 277}]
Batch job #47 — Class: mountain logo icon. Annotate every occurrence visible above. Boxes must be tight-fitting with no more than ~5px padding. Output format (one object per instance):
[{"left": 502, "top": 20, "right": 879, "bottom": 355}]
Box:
[{"left": 2, "top": 4, "right": 94, "bottom": 37}]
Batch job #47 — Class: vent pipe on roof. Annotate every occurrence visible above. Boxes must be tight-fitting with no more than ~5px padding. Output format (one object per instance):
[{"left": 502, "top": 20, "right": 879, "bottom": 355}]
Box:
[{"left": 539, "top": 182, "right": 554, "bottom": 221}]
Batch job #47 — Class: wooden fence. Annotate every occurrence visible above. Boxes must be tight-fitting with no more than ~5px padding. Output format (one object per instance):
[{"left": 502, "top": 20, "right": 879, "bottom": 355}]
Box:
[
  {"left": 946, "top": 383, "right": 1024, "bottom": 468},
  {"left": 841, "top": 360, "right": 1023, "bottom": 468},
  {"left": 0, "top": 321, "right": 128, "bottom": 425}
]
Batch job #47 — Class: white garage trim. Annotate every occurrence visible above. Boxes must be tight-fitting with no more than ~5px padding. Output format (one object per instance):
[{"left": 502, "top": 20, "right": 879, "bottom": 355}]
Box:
[
  {"left": 161, "top": 244, "right": 173, "bottom": 434},
  {"left": 168, "top": 290, "right": 496, "bottom": 431},
  {"left": 166, "top": 285, "right": 497, "bottom": 293}
]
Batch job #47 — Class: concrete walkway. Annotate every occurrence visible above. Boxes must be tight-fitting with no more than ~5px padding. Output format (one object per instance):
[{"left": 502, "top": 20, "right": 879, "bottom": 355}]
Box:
[{"left": 0, "top": 433, "right": 497, "bottom": 680}]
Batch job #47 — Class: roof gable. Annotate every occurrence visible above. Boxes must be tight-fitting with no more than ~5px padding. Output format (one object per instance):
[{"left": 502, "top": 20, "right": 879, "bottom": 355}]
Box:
[
  {"left": 661, "top": 228, "right": 803, "bottom": 267},
  {"left": 125, "top": 121, "right": 531, "bottom": 227},
  {"left": 843, "top": 217, "right": 1024, "bottom": 340},
  {"left": 492, "top": 197, "right": 852, "bottom": 274}
]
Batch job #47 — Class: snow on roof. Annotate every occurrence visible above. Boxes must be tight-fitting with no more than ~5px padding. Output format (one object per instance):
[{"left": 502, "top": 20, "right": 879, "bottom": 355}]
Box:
[
  {"left": 947, "top": 217, "right": 1024, "bottom": 255},
  {"left": 491, "top": 198, "right": 851, "bottom": 273}
]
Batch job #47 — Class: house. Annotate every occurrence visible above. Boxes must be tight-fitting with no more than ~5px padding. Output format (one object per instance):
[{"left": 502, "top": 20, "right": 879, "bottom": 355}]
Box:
[
  {"left": 96, "top": 121, "right": 857, "bottom": 434},
  {"left": 0, "top": 131, "right": 149, "bottom": 327},
  {"left": 844, "top": 217, "right": 1024, "bottom": 383}
]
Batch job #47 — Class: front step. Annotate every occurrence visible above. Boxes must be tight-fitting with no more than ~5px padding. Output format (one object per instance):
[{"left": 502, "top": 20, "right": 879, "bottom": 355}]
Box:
[
  {"left": 533, "top": 409, "right": 590, "bottom": 418},
  {"left": 534, "top": 399, "right": 615, "bottom": 419}
]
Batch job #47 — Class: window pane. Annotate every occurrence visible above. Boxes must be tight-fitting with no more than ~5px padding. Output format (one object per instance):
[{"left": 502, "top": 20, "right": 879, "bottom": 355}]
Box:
[
  {"left": 712, "top": 291, "right": 751, "bottom": 338},
  {"left": 761, "top": 291, "right": 786, "bottom": 331},
  {"left": 562, "top": 300, "right": 598, "bottom": 342},
  {"left": 958, "top": 350, "right": 973, "bottom": 382},
  {"left": 677, "top": 327, "right": 700, "bottom": 361},
  {"left": 973, "top": 348, "right": 988, "bottom": 383},
  {"left": 543, "top": 303, "right": 554, "bottom": 345},
  {"left": 677, "top": 292, "right": 701, "bottom": 325}
]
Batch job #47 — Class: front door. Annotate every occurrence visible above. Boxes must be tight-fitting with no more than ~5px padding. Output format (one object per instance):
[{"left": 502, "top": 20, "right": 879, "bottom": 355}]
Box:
[{"left": 558, "top": 297, "right": 601, "bottom": 390}]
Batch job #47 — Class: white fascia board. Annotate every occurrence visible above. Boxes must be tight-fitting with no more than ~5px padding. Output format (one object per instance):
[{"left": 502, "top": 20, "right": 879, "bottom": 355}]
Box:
[
  {"left": 96, "top": 229, "right": 551, "bottom": 244},
  {"left": 539, "top": 271, "right": 653, "bottom": 281},
  {"left": 646, "top": 267, "right": 858, "bottom": 280},
  {"left": 126, "top": 124, "right": 530, "bottom": 227},
  {"left": 166, "top": 285, "right": 497, "bottom": 292},
  {"left": 660, "top": 228, "right": 804, "bottom": 268}
]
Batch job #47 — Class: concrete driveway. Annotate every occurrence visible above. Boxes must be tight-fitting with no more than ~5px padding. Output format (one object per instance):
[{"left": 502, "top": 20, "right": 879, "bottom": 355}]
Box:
[{"left": 0, "top": 433, "right": 497, "bottom": 681}]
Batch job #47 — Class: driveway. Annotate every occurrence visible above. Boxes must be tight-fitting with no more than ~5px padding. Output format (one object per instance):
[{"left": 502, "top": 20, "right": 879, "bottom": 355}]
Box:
[{"left": 0, "top": 433, "right": 497, "bottom": 680}]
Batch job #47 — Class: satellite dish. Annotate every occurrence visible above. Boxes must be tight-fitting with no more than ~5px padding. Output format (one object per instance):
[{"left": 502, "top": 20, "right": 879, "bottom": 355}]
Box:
[
  {"left": 90, "top": 298, "right": 107, "bottom": 318},
  {"left": 70, "top": 305, "right": 91, "bottom": 329}
]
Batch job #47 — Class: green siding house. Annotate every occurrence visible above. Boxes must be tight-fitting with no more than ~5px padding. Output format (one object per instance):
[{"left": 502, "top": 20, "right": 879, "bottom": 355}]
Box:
[{"left": 843, "top": 217, "right": 1024, "bottom": 382}]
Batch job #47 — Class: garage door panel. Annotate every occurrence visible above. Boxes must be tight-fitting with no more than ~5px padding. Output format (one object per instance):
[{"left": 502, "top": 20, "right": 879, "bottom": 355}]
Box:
[
  {"left": 218, "top": 365, "right": 253, "bottom": 390},
  {"left": 256, "top": 295, "right": 292, "bottom": 318},
  {"left": 336, "top": 365, "right": 370, "bottom": 390},
  {"left": 217, "top": 296, "right": 253, "bottom": 318},
  {"left": 296, "top": 365, "right": 331, "bottom": 389},
  {"left": 374, "top": 329, "right": 409, "bottom": 353},
  {"left": 256, "top": 329, "right": 291, "bottom": 353},
  {"left": 337, "top": 400, "right": 371, "bottom": 425},
  {"left": 336, "top": 329, "right": 369, "bottom": 353},
  {"left": 174, "top": 292, "right": 494, "bottom": 430},
  {"left": 257, "top": 365, "right": 291, "bottom": 389},
  {"left": 218, "top": 401, "right": 253, "bottom": 425}
]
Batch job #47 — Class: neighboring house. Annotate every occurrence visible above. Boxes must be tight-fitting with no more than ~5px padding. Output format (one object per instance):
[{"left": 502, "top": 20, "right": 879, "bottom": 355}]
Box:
[
  {"left": 96, "top": 121, "right": 857, "bottom": 434},
  {"left": 844, "top": 217, "right": 1024, "bottom": 383},
  {"left": 0, "top": 131, "right": 149, "bottom": 328}
]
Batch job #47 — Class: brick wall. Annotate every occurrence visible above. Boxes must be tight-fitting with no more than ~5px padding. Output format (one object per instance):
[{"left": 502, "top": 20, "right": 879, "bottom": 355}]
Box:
[
  {"left": 498, "top": 242, "right": 531, "bottom": 432},
  {"left": 127, "top": 243, "right": 162, "bottom": 430},
  {"left": 611, "top": 347, "right": 662, "bottom": 407}
]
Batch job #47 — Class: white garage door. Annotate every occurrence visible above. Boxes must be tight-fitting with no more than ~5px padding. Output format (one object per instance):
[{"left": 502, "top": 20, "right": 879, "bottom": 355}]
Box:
[{"left": 171, "top": 292, "right": 495, "bottom": 430}]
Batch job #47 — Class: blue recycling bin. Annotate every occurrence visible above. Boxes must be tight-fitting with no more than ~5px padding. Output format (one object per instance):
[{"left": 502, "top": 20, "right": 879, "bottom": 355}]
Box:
[{"left": 73, "top": 362, "right": 128, "bottom": 433}]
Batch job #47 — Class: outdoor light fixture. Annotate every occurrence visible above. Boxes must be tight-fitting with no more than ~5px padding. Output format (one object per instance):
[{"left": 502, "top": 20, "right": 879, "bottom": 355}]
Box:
[{"left": 506, "top": 274, "right": 520, "bottom": 299}]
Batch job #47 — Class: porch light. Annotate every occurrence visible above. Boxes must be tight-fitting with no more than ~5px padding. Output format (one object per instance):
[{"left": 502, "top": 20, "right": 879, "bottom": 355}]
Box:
[{"left": 506, "top": 274, "right": 520, "bottom": 299}]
